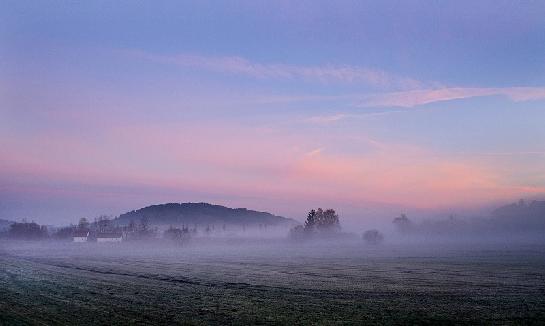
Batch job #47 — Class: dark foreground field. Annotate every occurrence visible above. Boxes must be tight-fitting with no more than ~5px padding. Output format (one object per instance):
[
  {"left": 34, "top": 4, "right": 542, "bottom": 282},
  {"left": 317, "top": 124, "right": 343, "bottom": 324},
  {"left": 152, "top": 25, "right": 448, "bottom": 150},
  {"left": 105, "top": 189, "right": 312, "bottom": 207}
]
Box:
[{"left": 1, "top": 240, "right": 545, "bottom": 325}]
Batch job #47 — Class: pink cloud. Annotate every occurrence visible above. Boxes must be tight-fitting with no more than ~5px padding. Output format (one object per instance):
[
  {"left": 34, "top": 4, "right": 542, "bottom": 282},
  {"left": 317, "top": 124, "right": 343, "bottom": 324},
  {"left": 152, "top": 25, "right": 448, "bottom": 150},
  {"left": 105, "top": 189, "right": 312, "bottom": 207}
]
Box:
[
  {"left": 3, "top": 122, "right": 542, "bottom": 213},
  {"left": 288, "top": 149, "right": 542, "bottom": 208}
]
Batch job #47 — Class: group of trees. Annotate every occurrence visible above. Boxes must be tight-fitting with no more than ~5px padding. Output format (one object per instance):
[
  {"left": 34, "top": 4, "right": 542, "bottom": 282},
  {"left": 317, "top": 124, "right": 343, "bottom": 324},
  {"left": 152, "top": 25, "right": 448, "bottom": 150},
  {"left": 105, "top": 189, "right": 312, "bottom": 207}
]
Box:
[
  {"left": 51, "top": 216, "right": 117, "bottom": 240},
  {"left": 163, "top": 226, "right": 191, "bottom": 244},
  {"left": 287, "top": 208, "right": 389, "bottom": 245},
  {"left": 125, "top": 216, "right": 158, "bottom": 240},
  {"left": 53, "top": 226, "right": 75, "bottom": 240},
  {"left": 289, "top": 208, "right": 341, "bottom": 240},
  {"left": 40, "top": 217, "right": 93, "bottom": 240},
  {"left": 358, "top": 213, "right": 411, "bottom": 244},
  {"left": 5, "top": 221, "right": 48, "bottom": 240},
  {"left": 305, "top": 208, "right": 341, "bottom": 231},
  {"left": 288, "top": 208, "right": 406, "bottom": 245},
  {"left": 1, "top": 210, "right": 417, "bottom": 245}
]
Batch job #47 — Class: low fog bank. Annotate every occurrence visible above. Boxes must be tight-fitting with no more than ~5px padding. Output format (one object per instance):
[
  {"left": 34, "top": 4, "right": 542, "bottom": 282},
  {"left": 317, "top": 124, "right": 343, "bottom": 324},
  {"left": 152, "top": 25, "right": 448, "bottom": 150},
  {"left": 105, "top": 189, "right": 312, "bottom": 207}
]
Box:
[
  {"left": 377, "top": 199, "right": 545, "bottom": 245},
  {"left": 1, "top": 200, "right": 544, "bottom": 254},
  {"left": 2, "top": 236, "right": 545, "bottom": 267}
]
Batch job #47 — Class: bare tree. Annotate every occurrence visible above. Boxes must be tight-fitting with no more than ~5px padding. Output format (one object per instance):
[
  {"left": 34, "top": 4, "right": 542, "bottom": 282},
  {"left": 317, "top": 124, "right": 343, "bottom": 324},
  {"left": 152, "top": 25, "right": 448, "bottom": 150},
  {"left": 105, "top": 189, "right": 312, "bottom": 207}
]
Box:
[
  {"left": 128, "top": 220, "right": 137, "bottom": 232},
  {"left": 139, "top": 216, "right": 150, "bottom": 232},
  {"left": 393, "top": 213, "right": 412, "bottom": 233},
  {"left": 163, "top": 226, "right": 191, "bottom": 245},
  {"left": 78, "top": 218, "right": 89, "bottom": 230},
  {"left": 363, "top": 229, "right": 384, "bottom": 245},
  {"left": 288, "top": 225, "right": 305, "bottom": 240},
  {"left": 97, "top": 215, "right": 111, "bottom": 232}
]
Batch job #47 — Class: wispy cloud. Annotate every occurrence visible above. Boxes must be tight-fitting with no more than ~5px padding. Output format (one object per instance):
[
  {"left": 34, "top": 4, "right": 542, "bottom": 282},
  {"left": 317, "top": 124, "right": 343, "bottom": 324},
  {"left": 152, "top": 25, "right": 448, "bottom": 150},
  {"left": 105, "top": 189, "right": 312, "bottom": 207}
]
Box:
[
  {"left": 249, "top": 86, "right": 545, "bottom": 114},
  {"left": 123, "top": 50, "right": 545, "bottom": 109},
  {"left": 305, "top": 111, "right": 405, "bottom": 124},
  {"left": 460, "top": 151, "right": 545, "bottom": 157},
  {"left": 306, "top": 114, "right": 347, "bottom": 124},
  {"left": 358, "top": 87, "right": 545, "bottom": 108},
  {"left": 127, "top": 50, "right": 425, "bottom": 89},
  {"left": 305, "top": 147, "right": 324, "bottom": 156}
]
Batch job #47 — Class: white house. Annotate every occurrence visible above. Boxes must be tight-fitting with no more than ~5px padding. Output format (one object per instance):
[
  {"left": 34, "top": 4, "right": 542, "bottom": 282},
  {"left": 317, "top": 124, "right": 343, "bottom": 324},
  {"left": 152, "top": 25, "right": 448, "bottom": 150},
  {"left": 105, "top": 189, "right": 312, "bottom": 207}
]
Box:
[
  {"left": 73, "top": 230, "right": 89, "bottom": 242},
  {"left": 96, "top": 232, "right": 123, "bottom": 243}
]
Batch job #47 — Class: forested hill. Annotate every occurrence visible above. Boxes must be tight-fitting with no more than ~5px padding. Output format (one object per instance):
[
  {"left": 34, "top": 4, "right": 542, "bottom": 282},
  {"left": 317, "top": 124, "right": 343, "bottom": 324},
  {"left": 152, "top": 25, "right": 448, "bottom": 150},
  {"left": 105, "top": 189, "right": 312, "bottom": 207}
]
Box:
[
  {"left": 115, "top": 203, "right": 296, "bottom": 226},
  {"left": 493, "top": 200, "right": 545, "bottom": 218},
  {"left": 491, "top": 200, "right": 545, "bottom": 229}
]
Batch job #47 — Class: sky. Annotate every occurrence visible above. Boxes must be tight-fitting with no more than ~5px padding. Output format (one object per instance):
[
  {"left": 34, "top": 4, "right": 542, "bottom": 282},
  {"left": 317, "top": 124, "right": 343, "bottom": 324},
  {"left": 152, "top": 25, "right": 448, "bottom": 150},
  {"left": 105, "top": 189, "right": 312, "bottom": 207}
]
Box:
[{"left": 1, "top": 1, "right": 545, "bottom": 226}]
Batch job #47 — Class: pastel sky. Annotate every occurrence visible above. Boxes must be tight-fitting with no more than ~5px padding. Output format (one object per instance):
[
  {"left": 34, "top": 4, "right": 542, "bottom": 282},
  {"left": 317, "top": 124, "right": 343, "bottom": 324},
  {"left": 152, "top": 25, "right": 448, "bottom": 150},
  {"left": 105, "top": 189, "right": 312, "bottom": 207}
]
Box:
[{"left": 1, "top": 1, "right": 545, "bottom": 225}]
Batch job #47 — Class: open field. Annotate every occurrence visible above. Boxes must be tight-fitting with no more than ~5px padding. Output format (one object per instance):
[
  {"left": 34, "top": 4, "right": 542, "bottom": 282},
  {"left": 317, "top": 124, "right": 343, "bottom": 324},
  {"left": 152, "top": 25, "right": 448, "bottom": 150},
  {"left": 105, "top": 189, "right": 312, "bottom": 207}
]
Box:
[{"left": 1, "top": 240, "right": 545, "bottom": 325}]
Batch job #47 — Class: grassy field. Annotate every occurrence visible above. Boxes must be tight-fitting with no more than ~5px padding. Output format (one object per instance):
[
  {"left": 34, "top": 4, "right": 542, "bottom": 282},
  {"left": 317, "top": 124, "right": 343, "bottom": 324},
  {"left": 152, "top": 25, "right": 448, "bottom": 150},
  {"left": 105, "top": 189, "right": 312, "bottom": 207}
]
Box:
[{"left": 1, "top": 240, "right": 544, "bottom": 325}]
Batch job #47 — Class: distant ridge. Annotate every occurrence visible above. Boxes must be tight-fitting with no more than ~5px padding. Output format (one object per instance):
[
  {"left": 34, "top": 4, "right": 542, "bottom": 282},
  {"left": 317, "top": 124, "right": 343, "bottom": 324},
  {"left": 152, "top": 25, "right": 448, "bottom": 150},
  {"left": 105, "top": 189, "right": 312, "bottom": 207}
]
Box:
[
  {"left": 115, "top": 202, "right": 296, "bottom": 226},
  {"left": 491, "top": 199, "right": 545, "bottom": 230},
  {"left": 493, "top": 199, "right": 545, "bottom": 218}
]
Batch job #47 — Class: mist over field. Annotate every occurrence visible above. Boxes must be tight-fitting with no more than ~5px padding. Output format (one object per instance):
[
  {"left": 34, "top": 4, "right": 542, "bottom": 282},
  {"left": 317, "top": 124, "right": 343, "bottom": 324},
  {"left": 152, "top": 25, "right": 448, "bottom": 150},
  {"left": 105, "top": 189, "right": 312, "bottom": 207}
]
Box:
[
  {"left": 1, "top": 199, "right": 545, "bottom": 324},
  {"left": 2, "top": 233, "right": 545, "bottom": 324}
]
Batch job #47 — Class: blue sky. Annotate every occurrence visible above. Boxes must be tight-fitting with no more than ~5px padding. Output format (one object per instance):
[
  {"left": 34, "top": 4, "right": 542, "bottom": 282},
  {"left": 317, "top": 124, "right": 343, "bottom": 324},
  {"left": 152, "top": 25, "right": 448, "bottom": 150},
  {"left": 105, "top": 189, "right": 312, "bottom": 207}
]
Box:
[{"left": 1, "top": 1, "right": 545, "bottom": 225}]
